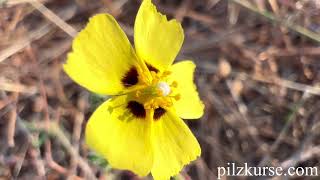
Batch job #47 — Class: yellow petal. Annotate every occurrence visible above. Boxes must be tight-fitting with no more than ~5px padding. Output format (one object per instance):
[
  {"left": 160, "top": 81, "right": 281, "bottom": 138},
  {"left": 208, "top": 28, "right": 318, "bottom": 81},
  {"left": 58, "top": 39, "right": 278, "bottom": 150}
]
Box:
[
  {"left": 85, "top": 95, "right": 153, "bottom": 176},
  {"left": 134, "top": 0, "right": 184, "bottom": 71},
  {"left": 169, "top": 61, "right": 204, "bottom": 119},
  {"left": 151, "top": 109, "right": 201, "bottom": 180},
  {"left": 64, "top": 14, "right": 139, "bottom": 95}
]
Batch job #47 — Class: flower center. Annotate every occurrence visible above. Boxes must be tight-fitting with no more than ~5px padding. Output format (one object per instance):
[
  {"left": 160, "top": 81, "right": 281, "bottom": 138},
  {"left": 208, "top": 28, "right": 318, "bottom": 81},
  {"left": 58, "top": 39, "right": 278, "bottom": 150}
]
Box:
[
  {"left": 132, "top": 70, "right": 180, "bottom": 110},
  {"left": 127, "top": 68, "right": 181, "bottom": 120},
  {"left": 157, "top": 82, "right": 171, "bottom": 96}
]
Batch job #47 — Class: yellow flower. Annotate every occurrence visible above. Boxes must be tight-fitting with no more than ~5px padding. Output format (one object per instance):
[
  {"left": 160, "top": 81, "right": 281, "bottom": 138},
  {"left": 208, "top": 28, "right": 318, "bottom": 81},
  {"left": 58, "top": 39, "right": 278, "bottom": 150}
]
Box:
[{"left": 63, "top": 0, "right": 204, "bottom": 179}]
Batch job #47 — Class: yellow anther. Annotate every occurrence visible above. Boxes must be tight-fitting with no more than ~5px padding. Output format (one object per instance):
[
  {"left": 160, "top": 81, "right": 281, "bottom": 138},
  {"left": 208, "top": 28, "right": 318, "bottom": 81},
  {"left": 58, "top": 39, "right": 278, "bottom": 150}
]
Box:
[
  {"left": 150, "top": 71, "right": 157, "bottom": 77},
  {"left": 144, "top": 104, "right": 151, "bottom": 110},
  {"left": 160, "top": 71, "right": 172, "bottom": 79},
  {"left": 156, "top": 89, "right": 163, "bottom": 96},
  {"left": 174, "top": 94, "right": 181, "bottom": 101},
  {"left": 171, "top": 81, "right": 178, "bottom": 88},
  {"left": 151, "top": 71, "right": 160, "bottom": 84},
  {"left": 135, "top": 90, "right": 141, "bottom": 98},
  {"left": 163, "top": 71, "right": 171, "bottom": 76}
]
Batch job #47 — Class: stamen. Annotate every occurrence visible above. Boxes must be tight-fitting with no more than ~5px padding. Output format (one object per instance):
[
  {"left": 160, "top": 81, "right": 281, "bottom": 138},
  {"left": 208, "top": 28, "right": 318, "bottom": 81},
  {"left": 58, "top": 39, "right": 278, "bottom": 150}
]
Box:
[
  {"left": 156, "top": 89, "right": 163, "bottom": 96},
  {"left": 151, "top": 71, "right": 160, "bottom": 84},
  {"left": 174, "top": 94, "right": 181, "bottom": 101},
  {"left": 135, "top": 90, "right": 141, "bottom": 98},
  {"left": 171, "top": 81, "right": 178, "bottom": 88},
  {"left": 162, "top": 71, "right": 171, "bottom": 76}
]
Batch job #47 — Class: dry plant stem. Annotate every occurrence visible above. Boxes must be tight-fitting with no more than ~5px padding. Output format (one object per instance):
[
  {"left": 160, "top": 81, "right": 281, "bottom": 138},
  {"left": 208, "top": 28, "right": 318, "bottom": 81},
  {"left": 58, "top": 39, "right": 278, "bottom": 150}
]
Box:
[
  {"left": 280, "top": 108, "right": 319, "bottom": 170},
  {"left": 207, "top": 0, "right": 221, "bottom": 9},
  {"left": 25, "top": 46, "right": 85, "bottom": 178},
  {"left": 204, "top": 87, "right": 254, "bottom": 162},
  {"left": 26, "top": 47, "right": 57, "bottom": 177},
  {"left": 226, "top": 80, "right": 266, "bottom": 153},
  {"left": 253, "top": 75, "right": 320, "bottom": 96},
  {"left": 101, "top": 0, "right": 128, "bottom": 17},
  {"left": 2, "top": 0, "right": 46, "bottom": 7},
  {"left": 174, "top": 0, "right": 191, "bottom": 22},
  {"left": 0, "top": 93, "right": 17, "bottom": 110},
  {"left": 5, "top": 5, "right": 23, "bottom": 33},
  {"left": 25, "top": 47, "right": 50, "bottom": 129},
  {"left": 0, "top": 23, "right": 52, "bottom": 63},
  {"left": 230, "top": 0, "right": 320, "bottom": 43},
  {"left": 160, "top": 6, "right": 216, "bottom": 25},
  {"left": 195, "top": 158, "right": 216, "bottom": 180},
  {"left": 44, "top": 110, "right": 83, "bottom": 179},
  {"left": 228, "top": 2, "right": 240, "bottom": 25},
  {"left": 268, "top": 0, "right": 279, "bottom": 15},
  {"left": 23, "top": 120, "right": 96, "bottom": 179},
  {"left": 199, "top": 62, "right": 320, "bottom": 96},
  {"left": 0, "top": 79, "right": 38, "bottom": 94},
  {"left": 7, "top": 92, "right": 19, "bottom": 147},
  {"left": 28, "top": 0, "right": 77, "bottom": 37},
  {"left": 45, "top": 141, "right": 68, "bottom": 175},
  {"left": 265, "top": 47, "right": 320, "bottom": 57},
  {"left": 51, "top": 60, "right": 68, "bottom": 103},
  {"left": 12, "top": 141, "right": 29, "bottom": 178},
  {"left": 69, "top": 95, "right": 87, "bottom": 176},
  {"left": 11, "top": 117, "right": 38, "bottom": 178},
  {"left": 50, "top": 123, "right": 96, "bottom": 180},
  {"left": 0, "top": 2, "right": 76, "bottom": 63},
  {"left": 268, "top": 0, "right": 293, "bottom": 50},
  {"left": 281, "top": 145, "right": 320, "bottom": 170},
  {"left": 29, "top": 133, "right": 46, "bottom": 177},
  {"left": 258, "top": 92, "right": 311, "bottom": 167}
]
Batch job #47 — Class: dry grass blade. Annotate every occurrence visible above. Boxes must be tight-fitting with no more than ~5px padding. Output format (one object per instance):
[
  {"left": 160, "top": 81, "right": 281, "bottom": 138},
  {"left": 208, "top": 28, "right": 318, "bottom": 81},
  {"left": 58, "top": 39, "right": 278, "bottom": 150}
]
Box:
[
  {"left": 0, "top": 79, "right": 38, "bottom": 94},
  {"left": 230, "top": 0, "right": 320, "bottom": 42},
  {"left": 27, "top": 0, "right": 77, "bottom": 37},
  {"left": 0, "top": 2, "right": 76, "bottom": 62},
  {"left": 0, "top": 24, "right": 52, "bottom": 63},
  {"left": 7, "top": 92, "right": 19, "bottom": 147}
]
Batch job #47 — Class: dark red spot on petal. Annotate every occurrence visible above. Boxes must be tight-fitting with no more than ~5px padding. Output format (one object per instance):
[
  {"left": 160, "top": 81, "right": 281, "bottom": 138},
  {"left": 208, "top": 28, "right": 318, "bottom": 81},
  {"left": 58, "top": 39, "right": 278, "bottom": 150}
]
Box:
[
  {"left": 146, "top": 63, "right": 159, "bottom": 73},
  {"left": 122, "top": 67, "right": 138, "bottom": 87},
  {"left": 154, "top": 107, "right": 166, "bottom": 120},
  {"left": 127, "top": 101, "right": 146, "bottom": 118}
]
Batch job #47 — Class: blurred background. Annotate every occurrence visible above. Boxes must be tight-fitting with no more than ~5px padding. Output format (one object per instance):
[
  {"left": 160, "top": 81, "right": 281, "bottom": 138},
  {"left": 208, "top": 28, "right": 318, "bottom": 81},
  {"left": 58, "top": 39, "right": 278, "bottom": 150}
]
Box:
[{"left": 1, "top": 0, "right": 320, "bottom": 179}]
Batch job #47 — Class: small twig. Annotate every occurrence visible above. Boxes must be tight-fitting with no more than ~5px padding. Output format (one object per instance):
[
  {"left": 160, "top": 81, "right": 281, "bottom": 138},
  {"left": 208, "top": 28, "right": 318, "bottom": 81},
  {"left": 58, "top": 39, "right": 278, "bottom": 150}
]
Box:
[
  {"left": 69, "top": 93, "right": 87, "bottom": 176},
  {"left": 198, "top": 62, "right": 320, "bottom": 96},
  {"left": 50, "top": 123, "right": 97, "bottom": 179},
  {"left": 28, "top": 0, "right": 78, "bottom": 37},
  {"left": 0, "top": 23, "right": 52, "bottom": 63},
  {"left": 226, "top": 80, "right": 266, "bottom": 154},
  {"left": 0, "top": 79, "right": 38, "bottom": 94},
  {"left": 23, "top": 120, "right": 96, "bottom": 179},
  {"left": 281, "top": 145, "right": 320, "bottom": 170},
  {"left": 174, "top": 0, "right": 191, "bottom": 22},
  {"left": 7, "top": 92, "right": 19, "bottom": 147},
  {"left": 0, "top": 93, "right": 18, "bottom": 110},
  {"left": 1, "top": 0, "right": 45, "bottom": 7},
  {"left": 0, "top": 1, "right": 76, "bottom": 62},
  {"left": 258, "top": 92, "right": 311, "bottom": 166},
  {"left": 230, "top": 0, "right": 320, "bottom": 43},
  {"left": 28, "top": 134, "right": 46, "bottom": 177}
]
